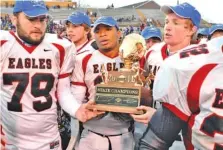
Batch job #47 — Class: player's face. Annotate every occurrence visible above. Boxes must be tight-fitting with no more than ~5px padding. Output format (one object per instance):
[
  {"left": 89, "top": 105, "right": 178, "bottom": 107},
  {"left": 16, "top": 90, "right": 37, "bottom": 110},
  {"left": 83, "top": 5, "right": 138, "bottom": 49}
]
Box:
[
  {"left": 164, "top": 13, "right": 195, "bottom": 46},
  {"left": 146, "top": 38, "right": 161, "bottom": 49},
  {"left": 66, "top": 22, "right": 88, "bottom": 45},
  {"left": 12, "top": 12, "right": 47, "bottom": 45},
  {"left": 94, "top": 24, "right": 121, "bottom": 52}
]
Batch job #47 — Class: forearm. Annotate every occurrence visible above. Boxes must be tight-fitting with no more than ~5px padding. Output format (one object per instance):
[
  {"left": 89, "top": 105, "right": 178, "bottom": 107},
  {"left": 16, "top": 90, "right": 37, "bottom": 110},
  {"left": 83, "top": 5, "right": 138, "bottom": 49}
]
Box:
[
  {"left": 70, "top": 85, "right": 87, "bottom": 104},
  {"left": 139, "top": 106, "right": 186, "bottom": 149},
  {"left": 57, "top": 77, "right": 81, "bottom": 118}
]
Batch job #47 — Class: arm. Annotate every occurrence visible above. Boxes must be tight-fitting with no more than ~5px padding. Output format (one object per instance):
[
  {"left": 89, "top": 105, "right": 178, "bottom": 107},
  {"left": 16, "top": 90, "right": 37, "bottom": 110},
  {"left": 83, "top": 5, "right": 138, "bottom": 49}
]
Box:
[
  {"left": 57, "top": 44, "right": 102, "bottom": 122},
  {"left": 57, "top": 77, "right": 80, "bottom": 118},
  {"left": 57, "top": 77, "right": 104, "bottom": 122},
  {"left": 139, "top": 106, "right": 187, "bottom": 150}
]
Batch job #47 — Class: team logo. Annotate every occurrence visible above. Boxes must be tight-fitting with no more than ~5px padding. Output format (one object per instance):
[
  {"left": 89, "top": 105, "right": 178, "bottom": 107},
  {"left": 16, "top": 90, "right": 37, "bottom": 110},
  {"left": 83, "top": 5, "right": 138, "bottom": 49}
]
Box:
[
  {"left": 30, "top": 0, "right": 46, "bottom": 8},
  {"left": 44, "top": 49, "right": 52, "bottom": 52},
  {"left": 115, "top": 98, "right": 122, "bottom": 103}
]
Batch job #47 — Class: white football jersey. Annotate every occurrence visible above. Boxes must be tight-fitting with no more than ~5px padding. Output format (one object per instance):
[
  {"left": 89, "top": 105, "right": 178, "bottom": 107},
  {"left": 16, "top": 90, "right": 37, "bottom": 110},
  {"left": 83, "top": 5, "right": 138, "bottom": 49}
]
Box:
[
  {"left": 71, "top": 50, "right": 132, "bottom": 135},
  {"left": 153, "top": 37, "right": 223, "bottom": 150},
  {"left": 0, "top": 31, "right": 75, "bottom": 150},
  {"left": 70, "top": 40, "right": 95, "bottom": 103},
  {"left": 143, "top": 42, "right": 168, "bottom": 77}
]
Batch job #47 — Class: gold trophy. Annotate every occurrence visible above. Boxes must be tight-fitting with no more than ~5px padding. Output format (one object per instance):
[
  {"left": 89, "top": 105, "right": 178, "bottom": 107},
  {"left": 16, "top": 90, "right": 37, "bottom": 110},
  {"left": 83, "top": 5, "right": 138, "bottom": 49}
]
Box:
[{"left": 88, "top": 33, "right": 147, "bottom": 114}]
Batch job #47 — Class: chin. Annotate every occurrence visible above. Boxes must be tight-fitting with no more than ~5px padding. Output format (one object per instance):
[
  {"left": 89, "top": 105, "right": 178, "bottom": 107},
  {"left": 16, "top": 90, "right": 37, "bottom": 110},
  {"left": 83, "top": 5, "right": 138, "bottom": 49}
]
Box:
[
  {"left": 164, "top": 39, "right": 173, "bottom": 45},
  {"left": 27, "top": 36, "right": 44, "bottom": 45}
]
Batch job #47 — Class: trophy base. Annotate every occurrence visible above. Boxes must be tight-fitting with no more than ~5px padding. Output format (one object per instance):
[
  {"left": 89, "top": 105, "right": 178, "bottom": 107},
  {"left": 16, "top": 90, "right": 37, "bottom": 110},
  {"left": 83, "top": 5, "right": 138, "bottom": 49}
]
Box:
[{"left": 87, "top": 104, "right": 144, "bottom": 115}]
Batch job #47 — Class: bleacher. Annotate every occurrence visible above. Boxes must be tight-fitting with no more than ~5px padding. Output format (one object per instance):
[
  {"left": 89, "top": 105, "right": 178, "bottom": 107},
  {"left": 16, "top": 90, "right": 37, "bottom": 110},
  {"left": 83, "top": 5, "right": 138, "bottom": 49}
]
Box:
[{"left": 0, "top": 1, "right": 211, "bottom": 28}]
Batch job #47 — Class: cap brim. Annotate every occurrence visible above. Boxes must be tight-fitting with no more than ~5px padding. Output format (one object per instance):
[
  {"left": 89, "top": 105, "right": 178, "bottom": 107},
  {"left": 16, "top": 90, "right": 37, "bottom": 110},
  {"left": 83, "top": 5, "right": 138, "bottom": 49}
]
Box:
[
  {"left": 209, "top": 28, "right": 223, "bottom": 35},
  {"left": 161, "top": 5, "right": 189, "bottom": 19},
  {"left": 94, "top": 23, "right": 114, "bottom": 28},
  {"left": 65, "top": 18, "right": 82, "bottom": 25},
  {"left": 23, "top": 8, "right": 48, "bottom": 17},
  {"left": 145, "top": 35, "right": 162, "bottom": 40},
  {"left": 93, "top": 23, "right": 116, "bottom": 31}
]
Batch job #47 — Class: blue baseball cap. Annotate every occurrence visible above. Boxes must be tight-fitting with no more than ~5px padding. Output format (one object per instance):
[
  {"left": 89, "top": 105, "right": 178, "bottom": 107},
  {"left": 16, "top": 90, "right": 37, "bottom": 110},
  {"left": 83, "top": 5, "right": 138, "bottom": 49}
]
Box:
[
  {"left": 161, "top": 2, "right": 201, "bottom": 28},
  {"left": 65, "top": 11, "right": 91, "bottom": 27},
  {"left": 93, "top": 16, "right": 119, "bottom": 31},
  {"left": 197, "top": 28, "right": 209, "bottom": 36},
  {"left": 13, "top": 0, "right": 48, "bottom": 17},
  {"left": 141, "top": 27, "right": 162, "bottom": 41},
  {"left": 209, "top": 24, "right": 223, "bottom": 35}
]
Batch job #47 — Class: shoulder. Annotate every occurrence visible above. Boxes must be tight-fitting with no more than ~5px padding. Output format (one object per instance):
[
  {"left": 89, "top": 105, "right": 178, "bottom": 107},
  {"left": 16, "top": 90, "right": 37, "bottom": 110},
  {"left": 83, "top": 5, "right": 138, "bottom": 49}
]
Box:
[
  {"left": 145, "top": 42, "right": 167, "bottom": 60},
  {"left": 0, "top": 30, "right": 14, "bottom": 44},
  {"left": 44, "top": 33, "right": 74, "bottom": 50},
  {"left": 164, "top": 38, "right": 223, "bottom": 73},
  {"left": 77, "top": 40, "right": 96, "bottom": 55},
  {"left": 148, "top": 42, "right": 166, "bottom": 52}
]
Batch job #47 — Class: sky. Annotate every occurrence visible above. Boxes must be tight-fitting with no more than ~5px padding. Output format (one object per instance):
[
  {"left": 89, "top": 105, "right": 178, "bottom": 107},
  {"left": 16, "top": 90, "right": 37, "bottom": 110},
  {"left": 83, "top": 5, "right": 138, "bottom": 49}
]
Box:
[{"left": 74, "top": 0, "right": 223, "bottom": 24}]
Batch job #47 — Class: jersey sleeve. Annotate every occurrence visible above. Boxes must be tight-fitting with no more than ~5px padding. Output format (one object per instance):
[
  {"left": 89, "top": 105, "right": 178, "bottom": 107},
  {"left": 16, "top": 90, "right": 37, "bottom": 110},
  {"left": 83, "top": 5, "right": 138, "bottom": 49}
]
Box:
[
  {"left": 153, "top": 61, "right": 191, "bottom": 121},
  {"left": 70, "top": 53, "right": 92, "bottom": 104},
  {"left": 58, "top": 43, "right": 76, "bottom": 78},
  {"left": 0, "top": 31, "right": 14, "bottom": 71}
]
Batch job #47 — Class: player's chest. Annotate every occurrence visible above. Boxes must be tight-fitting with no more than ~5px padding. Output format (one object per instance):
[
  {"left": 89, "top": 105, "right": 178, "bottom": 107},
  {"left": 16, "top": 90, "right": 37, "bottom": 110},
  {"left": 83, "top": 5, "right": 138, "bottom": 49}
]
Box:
[
  {"left": 147, "top": 52, "right": 166, "bottom": 65},
  {"left": 3, "top": 45, "right": 59, "bottom": 73},
  {"left": 200, "top": 66, "right": 223, "bottom": 105},
  {"left": 88, "top": 59, "right": 124, "bottom": 75}
]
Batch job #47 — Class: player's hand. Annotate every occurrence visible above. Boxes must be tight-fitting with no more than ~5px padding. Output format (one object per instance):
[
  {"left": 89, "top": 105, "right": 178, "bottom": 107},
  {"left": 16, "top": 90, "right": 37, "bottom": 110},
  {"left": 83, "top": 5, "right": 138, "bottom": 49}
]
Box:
[
  {"left": 75, "top": 100, "right": 105, "bottom": 122},
  {"left": 130, "top": 106, "right": 156, "bottom": 124},
  {"left": 84, "top": 100, "right": 105, "bottom": 120}
]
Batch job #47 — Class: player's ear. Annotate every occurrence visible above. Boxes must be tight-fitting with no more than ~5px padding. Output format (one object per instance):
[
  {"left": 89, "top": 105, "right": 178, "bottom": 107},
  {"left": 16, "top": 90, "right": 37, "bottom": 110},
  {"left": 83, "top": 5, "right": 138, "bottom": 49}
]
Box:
[
  {"left": 188, "top": 26, "right": 197, "bottom": 37},
  {"left": 11, "top": 14, "right": 18, "bottom": 26},
  {"left": 117, "top": 30, "right": 122, "bottom": 40}
]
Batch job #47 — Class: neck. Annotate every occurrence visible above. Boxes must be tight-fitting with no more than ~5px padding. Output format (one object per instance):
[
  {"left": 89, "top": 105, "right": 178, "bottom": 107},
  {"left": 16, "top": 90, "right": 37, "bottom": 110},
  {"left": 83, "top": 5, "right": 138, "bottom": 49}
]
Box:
[
  {"left": 74, "top": 38, "right": 88, "bottom": 48},
  {"left": 168, "top": 40, "right": 191, "bottom": 53},
  {"left": 99, "top": 46, "right": 120, "bottom": 58},
  {"left": 15, "top": 32, "right": 33, "bottom": 47}
]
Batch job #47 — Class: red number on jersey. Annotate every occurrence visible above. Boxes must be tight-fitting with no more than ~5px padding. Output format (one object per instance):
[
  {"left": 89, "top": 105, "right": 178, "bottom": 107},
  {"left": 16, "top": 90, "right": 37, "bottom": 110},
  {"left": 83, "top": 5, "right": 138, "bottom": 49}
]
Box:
[{"left": 180, "top": 44, "right": 209, "bottom": 59}]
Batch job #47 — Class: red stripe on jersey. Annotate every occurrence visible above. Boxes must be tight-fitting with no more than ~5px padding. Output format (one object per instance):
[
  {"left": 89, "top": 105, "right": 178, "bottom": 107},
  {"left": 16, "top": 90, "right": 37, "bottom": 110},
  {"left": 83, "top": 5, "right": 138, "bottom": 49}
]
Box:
[
  {"left": 139, "top": 57, "right": 145, "bottom": 73},
  {"left": 1, "top": 125, "right": 6, "bottom": 146},
  {"left": 161, "top": 44, "right": 168, "bottom": 60},
  {"left": 10, "top": 31, "right": 37, "bottom": 54},
  {"left": 76, "top": 40, "right": 90, "bottom": 53},
  {"left": 71, "top": 81, "right": 86, "bottom": 87},
  {"left": 1, "top": 126, "right": 4, "bottom": 135},
  {"left": 163, "top": 103, "right": 189, "bottom": 122},
  {"left": 0, "top": 40, "right": 7, "bottom": 47},
  {"left": 82, "top": 54, "right": 92, "bottom": 75},
  {"left": 1, "top": 139, "right": 5, "bottom": 147},
  {"left": 186, "top": 64, "right": 217, "bottom": 150},
  {"left": 145, "top": 50, "right": 153, "bottom": 60},
  {"left": 52, "top": 43, "right": 65, "bottom": 68},
  {"left": 187, "top": 64, "right": 217, "bottom": 114},
  {"left": 58, "top": 73, "right": 71, "bottom": 79}
]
